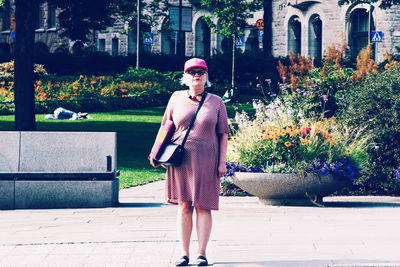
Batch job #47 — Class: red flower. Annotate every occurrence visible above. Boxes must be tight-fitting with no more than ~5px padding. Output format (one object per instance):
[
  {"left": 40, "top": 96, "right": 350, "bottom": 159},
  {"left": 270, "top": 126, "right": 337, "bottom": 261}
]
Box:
[{"left": 301, "top": 127, "right": 311, "bottom": 136}]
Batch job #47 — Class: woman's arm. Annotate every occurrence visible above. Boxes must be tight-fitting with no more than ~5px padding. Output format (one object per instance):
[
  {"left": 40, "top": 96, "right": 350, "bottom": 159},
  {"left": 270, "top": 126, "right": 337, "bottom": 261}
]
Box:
[{"left": 217, "top": 133, "right": 228, "bottom": 177}]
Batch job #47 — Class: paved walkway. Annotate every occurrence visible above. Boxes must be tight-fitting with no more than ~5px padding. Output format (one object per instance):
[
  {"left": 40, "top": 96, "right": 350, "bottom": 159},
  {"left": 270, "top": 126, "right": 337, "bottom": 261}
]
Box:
[{"left": 1, "top": 180, "right": 400, "bottom": 267}]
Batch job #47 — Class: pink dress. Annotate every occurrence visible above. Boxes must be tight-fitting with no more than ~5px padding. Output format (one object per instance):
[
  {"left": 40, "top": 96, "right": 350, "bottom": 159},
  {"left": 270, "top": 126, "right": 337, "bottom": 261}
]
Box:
[{"left": 151, "top": 90, "right": 230, "bottom": 210}]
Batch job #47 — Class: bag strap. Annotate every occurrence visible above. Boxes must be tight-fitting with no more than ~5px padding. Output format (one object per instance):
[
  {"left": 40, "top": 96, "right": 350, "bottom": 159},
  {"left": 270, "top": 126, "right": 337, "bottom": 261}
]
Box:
[{"left": 180, "top": 92, "right": 207, "bottom": 147}]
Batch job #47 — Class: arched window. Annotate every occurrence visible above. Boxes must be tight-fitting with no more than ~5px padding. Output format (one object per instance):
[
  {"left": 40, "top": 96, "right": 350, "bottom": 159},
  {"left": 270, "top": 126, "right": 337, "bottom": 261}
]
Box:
[
  {"left": 288, "top": 16, "right": 301, "bottom": 55},
  {"left": 195, "top": 17, "right": 211, "bottom": 58},
  {"left": 349, "top": 8, "right": 374, "bottom": 60},
  {"left": 1, "top": 0, "right": 11, "bottom": 31},
  {"left": 216, "top": 23, "right": 225, "bottom": 54},
  {"left": 71, "top": 41, "right": 84, "bottom": 55},
  {"left": 245, "top": 29, "right": 259, "bottom": 52},
  {"left": 308, "top": 14, "right": 322, "bottom": 62}
]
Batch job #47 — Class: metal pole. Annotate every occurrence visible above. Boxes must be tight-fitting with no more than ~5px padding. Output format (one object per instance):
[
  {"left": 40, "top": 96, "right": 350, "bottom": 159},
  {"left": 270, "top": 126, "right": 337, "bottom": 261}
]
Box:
[
  {"left": 368, "top": 4, "right": 371, "bottom": 44},
  {"left": 178, "top": 0, "right": 182, "bottom": 56},
  {"left": 136, "top": 0, "right": 140, "bottom": 69}
]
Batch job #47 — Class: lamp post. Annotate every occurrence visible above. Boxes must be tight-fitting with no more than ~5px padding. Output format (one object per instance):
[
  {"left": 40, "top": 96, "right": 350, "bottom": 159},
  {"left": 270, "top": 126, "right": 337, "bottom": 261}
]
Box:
[{"left": 136, "top": 0, "right": 140, "bottom": 69}]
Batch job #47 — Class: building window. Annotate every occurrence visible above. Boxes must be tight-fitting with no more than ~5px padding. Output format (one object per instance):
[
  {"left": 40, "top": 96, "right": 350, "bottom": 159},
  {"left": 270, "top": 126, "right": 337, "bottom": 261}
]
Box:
[
  {"left": 128, "top": 23, "right": 151, "bottom": 55},
  {"left": 162, "top": 30, "right": 185, "bottom": 55},
  {"left": 349, "top": 8, "right": 374, "bottom": 60},
  {"left": 112, "top": 38, "right": 119, "bottom": 56},
  {"left": 98, "top": 39, "right": 106, "bottom": 52},
  {"left": 195, "top": 17, "right": 211, "bottom": 58},
  {"left": 47, "top": 4, "right": 57, "bottom": 29},
  {"left": 288, "top": 16, "right": 301, "bottom": 55},
  {"left": 161, "top": 20, "right": 185, "bottom": 55},
  {"left": 36, "top": 3, "right": 44, "bottom": 29},
  {"left": 1, "top": 0, "right": 11, "bottom": 31},
  {"left": 308, "top": 14, "right": 322, "bottom": 62},
  {"left": 245, "top": 29, "right": 259, "bottom": 52}
]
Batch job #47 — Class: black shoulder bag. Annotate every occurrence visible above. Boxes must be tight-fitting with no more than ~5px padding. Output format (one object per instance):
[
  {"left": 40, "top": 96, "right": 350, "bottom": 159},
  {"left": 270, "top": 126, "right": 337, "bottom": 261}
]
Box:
[{"left": 157, "top": 92, "right": 207, "bottom": 167}]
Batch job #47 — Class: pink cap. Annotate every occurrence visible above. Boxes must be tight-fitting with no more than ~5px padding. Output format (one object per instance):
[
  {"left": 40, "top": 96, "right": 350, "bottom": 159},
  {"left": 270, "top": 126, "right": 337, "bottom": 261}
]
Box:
[{"left": 184, "top": 58, "right": 208, "bottom": 72}]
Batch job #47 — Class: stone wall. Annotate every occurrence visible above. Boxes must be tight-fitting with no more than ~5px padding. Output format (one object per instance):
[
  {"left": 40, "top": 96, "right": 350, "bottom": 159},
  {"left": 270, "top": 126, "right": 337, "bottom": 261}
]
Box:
[{"left": 271, "top": 0, "right": 400, "bottom": 62}]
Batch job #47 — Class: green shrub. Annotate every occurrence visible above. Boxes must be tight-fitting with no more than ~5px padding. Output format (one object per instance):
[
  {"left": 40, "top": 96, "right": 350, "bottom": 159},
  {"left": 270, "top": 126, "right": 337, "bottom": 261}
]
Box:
[
  {"left": 339, "top": 66, "right": 400, "bottom": 194},
  {"left": 0, "top": 64, "right": 185, "bottom": 114}
]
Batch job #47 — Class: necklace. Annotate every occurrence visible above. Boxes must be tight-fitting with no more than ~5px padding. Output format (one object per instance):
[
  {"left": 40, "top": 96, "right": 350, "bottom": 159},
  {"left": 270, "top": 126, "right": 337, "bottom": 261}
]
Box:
[{"left": 187, "top": 90, "right": 204, "bottom": 101}]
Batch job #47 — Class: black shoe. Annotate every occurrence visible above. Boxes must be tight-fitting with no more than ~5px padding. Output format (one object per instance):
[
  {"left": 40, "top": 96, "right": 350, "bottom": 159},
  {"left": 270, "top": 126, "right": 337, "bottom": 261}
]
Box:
[
  {"left": 175, "top": 256, "right": 189, "bottom": 266},
  {"left": 196, "top": 255, "right": 208, "bottom": 266}
]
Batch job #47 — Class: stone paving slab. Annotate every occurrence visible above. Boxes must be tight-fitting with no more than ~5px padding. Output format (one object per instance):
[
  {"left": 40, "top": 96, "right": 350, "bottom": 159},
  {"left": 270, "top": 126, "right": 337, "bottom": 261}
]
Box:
[{"left": 1, "top": 180, "right": 400, "bottom": 267}]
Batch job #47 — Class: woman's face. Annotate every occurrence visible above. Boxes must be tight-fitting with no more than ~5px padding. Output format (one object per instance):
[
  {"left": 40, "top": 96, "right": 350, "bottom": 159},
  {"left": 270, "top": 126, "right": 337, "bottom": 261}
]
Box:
[{"left": 185, "top": 67, "right": 208, "bottom": 88}]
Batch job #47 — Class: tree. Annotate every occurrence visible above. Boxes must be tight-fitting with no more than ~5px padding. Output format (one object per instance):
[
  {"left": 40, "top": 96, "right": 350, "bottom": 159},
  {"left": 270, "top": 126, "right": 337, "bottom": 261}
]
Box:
[
  {"left": 48, "top": 0, "right": 115, "bottom": 42},
  {"left": 200, "top": 0, "right": 263, "bottom": 100},
  {"left": 14, "top": 0, "right": 37, "bottom": 130},
  {"left": 263, "top": 0, "right": 273, "bottom": 57},
  {"left": 338, "top": 0, "right": 400, "bottom": 9}
]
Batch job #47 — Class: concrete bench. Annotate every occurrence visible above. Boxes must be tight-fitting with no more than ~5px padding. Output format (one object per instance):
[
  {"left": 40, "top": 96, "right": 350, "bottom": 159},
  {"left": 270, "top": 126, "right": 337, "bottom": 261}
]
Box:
[{"left": 0, "top": 131, "right": 119, "bottom": 209}]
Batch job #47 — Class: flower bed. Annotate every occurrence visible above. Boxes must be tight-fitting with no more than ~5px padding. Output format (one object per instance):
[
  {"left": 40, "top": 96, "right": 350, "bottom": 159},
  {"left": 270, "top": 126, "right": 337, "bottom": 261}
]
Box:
[{"left": 0, "top": 62, "right": 184, "bottom": 114}]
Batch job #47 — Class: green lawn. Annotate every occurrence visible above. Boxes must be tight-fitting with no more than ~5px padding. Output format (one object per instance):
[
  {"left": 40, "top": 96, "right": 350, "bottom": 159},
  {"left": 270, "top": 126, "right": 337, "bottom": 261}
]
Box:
[{"left": 0, "top": 103, "right": 252, "bottom": 189}]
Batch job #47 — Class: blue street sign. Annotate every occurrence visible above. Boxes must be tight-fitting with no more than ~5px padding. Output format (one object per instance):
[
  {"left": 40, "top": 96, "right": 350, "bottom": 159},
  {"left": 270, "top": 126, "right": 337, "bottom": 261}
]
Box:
[
  {"left": 236, "top": 36, "right": 244, "bottom": 47},
  {"left": 258, "top": 30, "right": 263, "bottom": 42},
  {"left": 143, "top": 32, "right": 154, "bottom": 45},
  {"left": 371, "top": 31, "right": 383, "bottom": 43}
]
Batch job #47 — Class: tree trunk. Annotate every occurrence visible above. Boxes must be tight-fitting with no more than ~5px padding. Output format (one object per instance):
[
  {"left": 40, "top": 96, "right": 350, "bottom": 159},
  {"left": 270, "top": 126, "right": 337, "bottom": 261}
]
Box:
[
  {"left": 231, "top": 34, "right": 235, "bottom": 98},
  {"left": 263, "top": 0, "right": 273, "bottom": 57},
  {"left": 14, "top": 0, "right": 37, "bottom": 130}
]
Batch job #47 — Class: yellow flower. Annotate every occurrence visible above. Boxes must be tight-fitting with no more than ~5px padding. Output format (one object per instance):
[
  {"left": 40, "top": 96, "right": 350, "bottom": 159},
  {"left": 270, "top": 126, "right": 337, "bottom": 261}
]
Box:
[
  {"left": 284, "top": 141, "right": 292, "bottom": 147},
  {"left": 301, "top": 138, "right": 312, "bottom": 146},
  {"left": 272, "top": 137, "right": 279, "bottom": 142}
]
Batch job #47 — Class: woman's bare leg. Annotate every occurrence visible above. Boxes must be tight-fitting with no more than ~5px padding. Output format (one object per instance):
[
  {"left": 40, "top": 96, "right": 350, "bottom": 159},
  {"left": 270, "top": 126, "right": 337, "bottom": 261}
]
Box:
[
  {"left": 195, "top": 207, "right": 212, "bottom": 256},
  {"left": 177, "top": 201, "right": 194, "bottom": 256}
]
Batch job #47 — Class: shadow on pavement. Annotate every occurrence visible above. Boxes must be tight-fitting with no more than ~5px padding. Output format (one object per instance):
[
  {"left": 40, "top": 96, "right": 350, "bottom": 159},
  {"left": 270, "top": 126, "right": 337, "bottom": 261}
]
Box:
[
  {"left": 322, "top": 201, "right": 400, "bottom": 208},
  {"left": 117, "top": 202, "right": 168, "bottom": 208},
  {"left": 213, "top": 259, "right": 400, "bottom": 266}
]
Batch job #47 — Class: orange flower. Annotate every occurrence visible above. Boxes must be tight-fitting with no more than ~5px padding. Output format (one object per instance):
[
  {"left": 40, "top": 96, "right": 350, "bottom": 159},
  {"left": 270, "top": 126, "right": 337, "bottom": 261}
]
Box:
[
  {"left": 90, "top": 80, "right": 97, "bottom": 84},
  {"left": 284, "top": 141, "right": 292, "bottom": 147}
]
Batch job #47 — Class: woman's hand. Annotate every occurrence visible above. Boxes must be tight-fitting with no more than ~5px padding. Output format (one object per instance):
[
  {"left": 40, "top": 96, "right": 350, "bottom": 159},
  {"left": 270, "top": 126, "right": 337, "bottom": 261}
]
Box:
[
  {"left": 149, "top": 156, "right": 161, "bottom": 168},
  {"left": 218, "top": 163, "right": 227, "bottom": 177}
]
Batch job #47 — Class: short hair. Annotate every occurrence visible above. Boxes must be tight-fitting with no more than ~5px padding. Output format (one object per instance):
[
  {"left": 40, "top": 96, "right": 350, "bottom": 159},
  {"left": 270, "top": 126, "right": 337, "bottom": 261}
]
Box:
[{"left": 180, "top": 72, "right": 212, "bottom": 87}]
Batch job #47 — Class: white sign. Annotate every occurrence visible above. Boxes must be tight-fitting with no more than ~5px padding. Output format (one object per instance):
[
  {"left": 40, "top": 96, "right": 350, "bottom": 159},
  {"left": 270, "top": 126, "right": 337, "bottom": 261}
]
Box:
[
  {"left": 143, "top": 32, "right": 154, "bottom": 44},
  {"left": 236, "top": 36, "right": 244, "bottom": 47},
  {"left": 371, "top": 31, "right": 383, "bottom": 43}
]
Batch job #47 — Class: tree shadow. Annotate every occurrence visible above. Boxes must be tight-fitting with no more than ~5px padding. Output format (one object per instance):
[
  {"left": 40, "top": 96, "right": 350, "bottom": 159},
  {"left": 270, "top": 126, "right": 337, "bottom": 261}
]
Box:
[
  {"left": 117, "top": 202, "right": 169, "bottom": 208},
  {"left": 322, "top": 200, "right": 400, "bottom": 208}
]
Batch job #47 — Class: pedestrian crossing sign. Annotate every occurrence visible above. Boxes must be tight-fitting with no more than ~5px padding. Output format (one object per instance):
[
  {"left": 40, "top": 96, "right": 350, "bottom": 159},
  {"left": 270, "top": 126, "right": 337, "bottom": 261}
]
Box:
[
  {"left": 371, "top": 31, "right": 383, "bottom": 43},
  {"left": 236, "top": 36, "right": 245, "bottom": 47}
]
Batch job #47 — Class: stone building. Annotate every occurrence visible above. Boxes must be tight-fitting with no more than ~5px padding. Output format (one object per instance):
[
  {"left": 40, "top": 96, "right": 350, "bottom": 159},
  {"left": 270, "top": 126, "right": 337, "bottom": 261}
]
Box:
[
  {"left": 96, "top": 0, "right": 263, "bottom": 57},
  {"left": 0, "top": 0, "right": 81, "bottom": 59},
  {"left": 1, "top": 0, "right": 400, "bottom": 62},
  {"left": 273, "top": 0, "right": 400, "bottom": 62},
  {"left": 97, "top": 0, "right": 400, "bottom": 62}
]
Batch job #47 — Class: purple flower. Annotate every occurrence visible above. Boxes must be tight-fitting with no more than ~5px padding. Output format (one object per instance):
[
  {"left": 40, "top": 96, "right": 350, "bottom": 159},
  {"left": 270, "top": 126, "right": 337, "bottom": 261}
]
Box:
[
  {"left": 321, "top": 95, "right": 328, "bottom": 102},
  {"left": 395, "top": 169, "right": 400, "bottom": 180},
  {"left": 265, "top": 79, "right": 272, "bottom": 86}
]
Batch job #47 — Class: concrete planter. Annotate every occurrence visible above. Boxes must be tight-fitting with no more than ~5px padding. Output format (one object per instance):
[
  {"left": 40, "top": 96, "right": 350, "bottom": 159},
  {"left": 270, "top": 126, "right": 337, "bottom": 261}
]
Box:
[{"left": 231, "top": 172, "right": 349, "bottom": 206}]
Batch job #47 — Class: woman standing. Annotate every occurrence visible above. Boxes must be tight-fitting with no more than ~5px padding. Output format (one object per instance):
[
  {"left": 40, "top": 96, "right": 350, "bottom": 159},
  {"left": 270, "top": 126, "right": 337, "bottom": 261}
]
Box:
[{"left": 149, "top": 58, "right": 230, "bottom": 266}]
